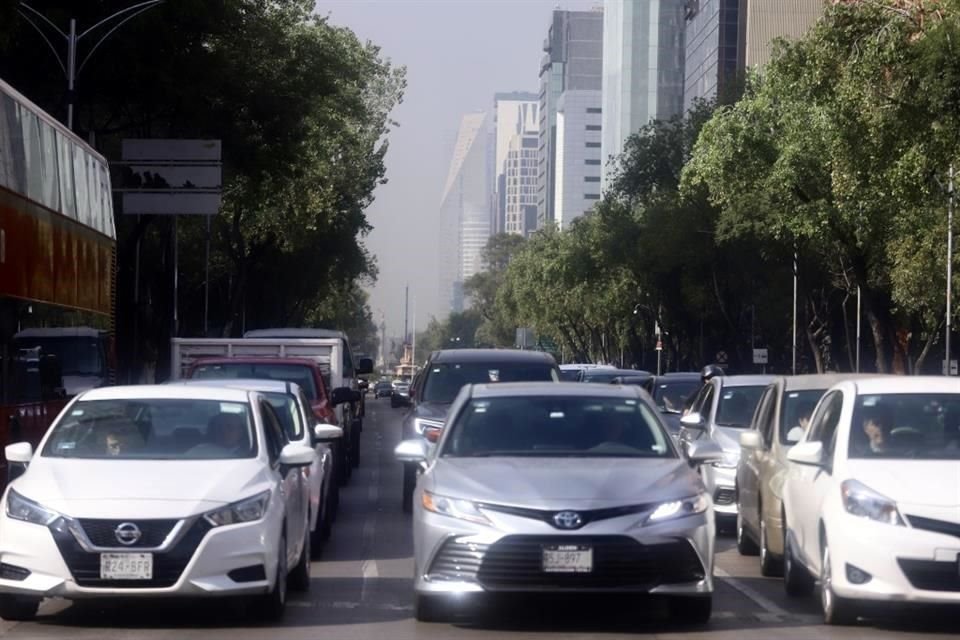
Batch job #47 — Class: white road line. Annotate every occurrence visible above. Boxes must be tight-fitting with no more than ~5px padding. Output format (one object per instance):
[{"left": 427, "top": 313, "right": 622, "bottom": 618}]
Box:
[
  {"left": 359, "top": 427, "right": 382, "bottom": 602},
  {"left": 714, "top": 567, "right": 789, "bottom": 616}
]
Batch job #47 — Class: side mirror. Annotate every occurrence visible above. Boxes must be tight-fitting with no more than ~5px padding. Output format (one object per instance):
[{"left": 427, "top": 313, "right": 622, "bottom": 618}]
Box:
[
  {"left": 394, "top": 439, "right": 428, "bottom": 464},
  {"left": 357, "top": 357, "right": 374, "bottom": 375},
  {"left": 279, "top": 442, "right": 316, "bottom": 467},
  {"left": 739, "top": 431, "right": 762, "bottom": 450},
  {"left": 314, "top": 423, "right": 343, "bottom": 442},
  {"left": 331, "top": 387, "right": 359, "bottom": 406},
  {"left": 786, "top": 426, "right": 804, "bottom": 444},
  {"left": 787, "top": 440, "right": 824, "bottom": 466},
  {"left": 6, "top": 442, "right": 33, "bottom": 464},
  {"left": 680, "top": 412, "right": 706, "bottom": 430},
  {"left": 686, "top": 439, "right": 723, "bottom": 465}
]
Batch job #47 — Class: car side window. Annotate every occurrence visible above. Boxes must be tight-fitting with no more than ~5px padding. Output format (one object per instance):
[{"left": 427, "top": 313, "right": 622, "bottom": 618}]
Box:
[
  {"left": 753, "top": 385, "right": 776, "bottom": 448},
  {"left": 698, "top": 385, "right": 715, "bottom": 418},
  {"left": 806, "top": 391, "right": 843, "bottom": 457},
  {"left": 260, "top": 401, "right": 286, "bottom": 464}
]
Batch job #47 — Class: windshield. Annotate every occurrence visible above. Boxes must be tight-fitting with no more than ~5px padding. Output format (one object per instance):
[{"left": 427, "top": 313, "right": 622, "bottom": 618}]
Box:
[
  {"left": 780, "top": 389, "right": 825, "bottom": 443},
  {"left": 442, "top": 395, "right": 671, "bottom": 459},
  {"left": 848, "top": 393, "right": 960, "bottom": 460},
  {"left": 13, "top": 336, "right": 105, "bottom": 377},
  {"left": 715, "top": 385, "right": 766, "bottom": 429},
  {"left": 191, "top": 363, "right": 318, "bottom": 401},
  {"left": 559, "top": 370, "right": 581, "bottom": 382},
  {"left": 422, "top": 362, "right": 558, "bottom": 404},
  {"left": 652, "top": 380, "right": 700, "bottom": 413},
  {"left": 42, "top": 399, "right": 256, "bottom": 460},
  {"left": 264, "top": 392, "right": 304, "bottom": 440}
]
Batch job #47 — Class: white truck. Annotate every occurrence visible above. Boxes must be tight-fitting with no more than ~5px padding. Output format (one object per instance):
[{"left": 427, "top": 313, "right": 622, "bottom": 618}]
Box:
[{"left": 170, "top": 333, "right": 373, "bottom": 476}]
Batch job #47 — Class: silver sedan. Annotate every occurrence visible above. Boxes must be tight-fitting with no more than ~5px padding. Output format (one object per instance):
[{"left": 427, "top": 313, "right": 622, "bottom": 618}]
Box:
[{"left": 395, "top": 382, "right": 723, "bottom": 624}]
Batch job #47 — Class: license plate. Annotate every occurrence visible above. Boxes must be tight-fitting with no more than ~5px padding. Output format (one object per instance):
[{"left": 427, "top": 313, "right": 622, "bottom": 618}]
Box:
[
  {"left": 542, "top": 545, "right": 593, "bottom": 573},
  {"left": 100, "top": 553, "right": 153, "bottom": 580}
]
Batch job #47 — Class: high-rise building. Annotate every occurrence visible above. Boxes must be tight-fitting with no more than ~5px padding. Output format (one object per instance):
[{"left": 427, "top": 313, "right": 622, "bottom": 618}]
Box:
[
  {"left": 438, "top": 112, "right": 490, "bottom": 314},
  {"left": 537, "top": 9, "right": 604, "bottom": 230},
  {"left": 492, "top": 93, "right": 538, "bottom": 235},
  {"left": 684, "top": 0, "right": 746, "bottom": 112},
  {"left": 503, "top": 126, "right": 539, "bottom": 236},
  {"left": 743, "top": 0, "right": 823, "bottom": 69},
  {"left": 600, "top": 0, "right": 686, "bottom": 191},
  {"left": 554, "top": 90, "right": 603, "bottom": 230}
]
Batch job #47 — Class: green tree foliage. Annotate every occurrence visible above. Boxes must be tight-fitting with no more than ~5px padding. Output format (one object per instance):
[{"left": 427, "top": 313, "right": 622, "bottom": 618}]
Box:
[
  {"left": 0, "top": 1, "right": 404, "bottom": 380},
  {"left": 464, "top": 233, "right": 527, "bottom": 347}
]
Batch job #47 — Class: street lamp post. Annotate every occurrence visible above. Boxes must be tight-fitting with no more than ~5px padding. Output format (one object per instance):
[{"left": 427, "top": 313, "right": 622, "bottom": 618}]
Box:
[
  {"left": 17, "top": 1, "right": 164, "bottom": 131},
  {"left": 947, "top": 164, "right": 955, "bottom": 375}
]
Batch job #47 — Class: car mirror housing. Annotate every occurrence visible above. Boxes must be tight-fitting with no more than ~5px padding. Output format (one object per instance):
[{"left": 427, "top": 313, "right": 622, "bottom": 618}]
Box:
[
  {"left": 5, "top": 442, "right": 33, "bottom": 464},
  {"left": 686, "top": 439, "right": 723, "bottom": 465},
  {"left": 357, "top": 357, "right": 374, "bottom": 375},
  {"left": 331, "top": 387, "right": 354, "bottom": 406},
  {"left": 279, "top": 443, "right": 316, "bottom": 467},
  {"left": 680, "top": 412, "right": 706, "bottom": 430},
  {"left": 394, "top": 439, "right": 428, "bottom": 464},
  {"left": 739, "top": 431, "right": 762, "bottom": 450},
  {"left": 787, "top": 440, "right": 824, "bottom": 466},
  {"left": 314, "top": 423, "right": 343, "bottom": 442}
]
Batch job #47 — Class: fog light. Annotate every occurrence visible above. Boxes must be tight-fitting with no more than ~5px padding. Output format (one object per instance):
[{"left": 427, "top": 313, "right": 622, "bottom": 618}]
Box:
[
  {"left": 845, "top": 563, "right": 872, "bottom": 584},
  {"left": 0, "top": 563, "right": 30, "bottom": 581}
]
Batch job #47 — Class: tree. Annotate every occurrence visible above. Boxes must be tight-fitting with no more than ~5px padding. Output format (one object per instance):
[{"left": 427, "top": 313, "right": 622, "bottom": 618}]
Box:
[{"left": 464, "top": 233, "right": 527, "bottom": 347}]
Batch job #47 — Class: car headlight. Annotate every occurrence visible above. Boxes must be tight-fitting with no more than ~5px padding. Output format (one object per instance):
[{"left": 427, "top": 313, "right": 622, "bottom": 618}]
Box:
[
  {"left": 710, "top": 451, "right": 740, "bottom": 469},
  {"left": 421, "top": 491, "right": 491, "bottom": 526},
  {"left": 414, "top": 418, "right": 445, "bottom": 435},
  {"left": 841, "top": 479, "right": 904, "bottom": 526},
  {"left": 5, "top": 489, "right": 60, "bottom": 526},
  {"left": 204, "top": 490, "right": 271, "bottom": 527},
  {"left": 646, "top": 494, "right": 709, "bottom": 524}
]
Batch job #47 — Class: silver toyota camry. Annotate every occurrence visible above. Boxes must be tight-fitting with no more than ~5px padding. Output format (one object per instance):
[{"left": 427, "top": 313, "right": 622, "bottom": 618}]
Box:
[{"left": 395, "top": 382, "right": 723, "bottom": 624}]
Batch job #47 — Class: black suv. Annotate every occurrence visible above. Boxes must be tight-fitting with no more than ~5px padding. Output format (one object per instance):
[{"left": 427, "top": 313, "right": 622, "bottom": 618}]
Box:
[{"left": 399, "top": 349, "right": 560, "bottom": 511}]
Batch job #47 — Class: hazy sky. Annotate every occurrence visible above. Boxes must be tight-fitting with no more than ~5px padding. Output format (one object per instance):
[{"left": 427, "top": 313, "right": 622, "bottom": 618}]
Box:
[{"left": 314, "top": 0, "right": 599, "bottom": 340}]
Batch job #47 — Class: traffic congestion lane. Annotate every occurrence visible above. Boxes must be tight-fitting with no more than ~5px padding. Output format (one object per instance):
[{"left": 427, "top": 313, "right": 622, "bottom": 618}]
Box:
[{"left": 2, "top": 395, "right": 958, "bottom": 639}]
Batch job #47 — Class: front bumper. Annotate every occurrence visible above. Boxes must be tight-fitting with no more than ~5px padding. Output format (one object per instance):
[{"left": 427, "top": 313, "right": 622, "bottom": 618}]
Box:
[
  {"left": 413, "top": 503, "right": 715, "bottom": 597},
  {"left": 827, "top": 510, "right": 960, "bottom": 604},
  {"left": 702, "top": 465, "right": 737, "bottom": 515},
  {"left": 0, "top": 512, "right": 281, "bottom": 599}
]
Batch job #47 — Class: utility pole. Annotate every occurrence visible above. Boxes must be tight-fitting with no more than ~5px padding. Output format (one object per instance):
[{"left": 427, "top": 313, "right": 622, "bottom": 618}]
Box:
[
  {"left": 792, "top": 246, "right": 798, "bottom": 375},
  {"left": 948, "top": 164, "right": 955, "bottom": 375},
  {"left": 18, "top": 1, "right": 165, "bottom": 131},
  {"left": 404, "top": 284, "right": 409, "bottom": 345},
  {"left": 856, "top": 286, "right": 861, "bottom": 372}
]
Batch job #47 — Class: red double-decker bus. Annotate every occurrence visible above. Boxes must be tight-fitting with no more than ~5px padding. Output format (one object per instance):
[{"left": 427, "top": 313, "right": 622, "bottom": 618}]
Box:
[{"left": 0, "top": 76, "right": 116, "bottom": 471}]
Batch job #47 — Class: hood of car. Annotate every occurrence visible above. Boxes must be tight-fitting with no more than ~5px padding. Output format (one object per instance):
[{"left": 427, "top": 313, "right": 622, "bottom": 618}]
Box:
[
  {"left": 429, "top": 456, "right": 701, "bottom": 510},
  {"left": 846, "top": 460, "right": 960, "bottom": 508},
  {"left": 12, "top": 457, "right": 271, "bottom": 518}
]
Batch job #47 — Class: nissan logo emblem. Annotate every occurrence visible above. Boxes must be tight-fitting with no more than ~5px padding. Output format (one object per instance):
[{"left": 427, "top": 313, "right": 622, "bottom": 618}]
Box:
[
  {"left": 114, "top": 522, "right": 142, "bottom": 546},
  {"left": 552, "top": 511, "right": 584, "bottom": 530}
]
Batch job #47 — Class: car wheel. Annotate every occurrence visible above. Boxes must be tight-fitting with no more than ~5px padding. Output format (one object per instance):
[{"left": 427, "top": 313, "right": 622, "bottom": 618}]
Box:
[
  {"left": 736, "top": 509, "right": 759, "bottom": 556},
  {"left": 783, "top": 526, "right": 815, "bottom": 597},
  {"left": 821, "top": 538, "right": 858, "bottom": 625},
  {"left": 414, "top": 594, "right": 451, "bottom": 623},
  {"left": 759, "top": 517, "right": 783, "bottom": 577},
  {"left": 402, "top": 464, "right": 416, "bottom": 513},
  {"left": 256, "top": 533, "right": 288, "bottom": 621},
  {"left": 0, "top": 595, "right": 40, "bottom": 621},
  {"left": 290, "top": 522, "right": 311, "bottom": 592},
  {"left": 668, "top": 596, "right": 712, "bottom": 624},
  {"left": 338, "top": 442, "right": 352, "bottom": 485}
]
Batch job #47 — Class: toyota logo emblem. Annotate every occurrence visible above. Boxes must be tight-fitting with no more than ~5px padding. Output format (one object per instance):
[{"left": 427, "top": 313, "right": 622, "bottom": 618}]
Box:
[
  {"left": 114, "top": 522, "right": 142, "bottom": 546},
  {"left": 552, "top": 511, "right": 583, "bottom": 530}
]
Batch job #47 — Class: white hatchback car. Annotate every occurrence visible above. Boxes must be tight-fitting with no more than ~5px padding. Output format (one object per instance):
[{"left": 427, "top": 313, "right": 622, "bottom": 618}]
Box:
[
  {"left": 0, "top": 385, "right": 316, "bottom": 621},
  {"left": 782, "top": 377, "right": 960, "bottom": 624}
]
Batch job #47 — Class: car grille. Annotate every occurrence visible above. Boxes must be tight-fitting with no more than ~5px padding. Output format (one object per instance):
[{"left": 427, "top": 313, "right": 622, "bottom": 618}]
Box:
[
  {"left": 479, "top": 503, "right": 652, "bottom": 530},
  {"left": 713, "top": 488, "right": 736, "bottom": 506},
  {"left": 77, "top": 519, "right": 178, "bottom": 548},
  {"left": 907, "top": 515, "right": 960, "bottom": 540},
  {"left": 897, "top": 558, "right": 960, "bottom": 592},
  {"left": 50, "top": 517, "right": 211, "bottom": 588},
  {"left": 475, "top": 535, "right": 704, "bottom": 591},
  {"left": 427, "top": 538, "right": 489, "bottom": 582}
]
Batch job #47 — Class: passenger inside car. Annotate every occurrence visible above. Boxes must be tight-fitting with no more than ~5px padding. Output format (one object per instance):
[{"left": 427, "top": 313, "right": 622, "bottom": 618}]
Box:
[{"left": 208, "top": 413, "right": 252, "bottom": 454}]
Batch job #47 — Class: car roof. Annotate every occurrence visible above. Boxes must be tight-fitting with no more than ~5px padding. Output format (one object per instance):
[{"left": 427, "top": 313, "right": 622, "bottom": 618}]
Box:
[
  {"left": 429, "top": 348, "right": 556, "bottom": 364},
  {"left": 718, "top": 375, "right": 775, "bottom": 387},
  {"left": 851, "top": 376, "right": 960, "bottom": 395},
  {"left": 79, "top": 384, "right": 252, "bottom": 403},
  {"left": 470, "top": 382, "right": 642, "bottom": 399},
  {"left": 191, "top": 357, "right": 320, "bottom": 367},
  {"left": 174, "top": 378, "right": 298, "bottom": 395},
  {"left": 584, "top": 368, "right": 651, "bottom": 377},
  {"left": 656, "top": 372, "right": 701, "bottom": 380},
  {"left": 778, "top": 373, "right": 883, "bottom": 392},
  {"left": 244, "top": 328, "right": 346, "bottom": 340}
]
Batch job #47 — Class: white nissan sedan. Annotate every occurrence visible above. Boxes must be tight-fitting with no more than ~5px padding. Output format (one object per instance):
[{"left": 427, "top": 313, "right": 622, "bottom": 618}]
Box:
[
  {"left": 782, "top": 377, "right": 960, "bottom": 625},
  {"left": 0, "top": 385, "right": 316, "bottom": 621}
]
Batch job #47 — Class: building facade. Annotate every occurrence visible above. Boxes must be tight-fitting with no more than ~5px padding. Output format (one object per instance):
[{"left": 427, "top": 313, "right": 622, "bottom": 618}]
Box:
[
  {"left": 537, "top": 9, "right": 604, "bottom": 230},
  {"left": 503, "top": 130, "right": 539, "bottom": 236},
  {"left": 554, "top": 90, "right": 603, "bottom": 230},
  {"left": 438, "top": 112, "right": 489, "bottom": 314},
  {"left": 683, "top": 0, "right": 746, "bottom": 111},
  {"left": 600, "top": 0, "right": 686, "bottom": 191},
  {"left": 492, "top": 93, "right": 538, "bottom": 235},
  {"left": 743, "top": 0, "right": 823, "bottom": 68}
]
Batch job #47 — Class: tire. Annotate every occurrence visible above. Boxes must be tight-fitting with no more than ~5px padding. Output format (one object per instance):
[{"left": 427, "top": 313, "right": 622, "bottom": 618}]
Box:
[
  {"left": 668, "top": 596, "right": 712, "bottom": 625},
  {"left": 255, "top": 534, "right": 288, "bottom": 621},
  {"left": 821, "top": 538, "right": 858, "bottom": 625},
  {"left": 290, "top": 522, "right": 311, "bottom": 592},
  {"left": 736, "top": 509, "right": 759, "bottom": 556},
  {"left": 759, "top": 516, "right": 783, "bottom": 577},
  {"left": 0, "top": 595, "right": 40, "bottom": 621},
  {"left": 783, "top": 527, "right": 815, "bottom": 597},
  {"left": 414, "top": 594, "right": 450, "bottom": 623},
  {"left": 337, "top": 441, "right": 352, "bottom": 485},
  {"left": 402, "top": 464, "right": 416, "bottom": 513}
]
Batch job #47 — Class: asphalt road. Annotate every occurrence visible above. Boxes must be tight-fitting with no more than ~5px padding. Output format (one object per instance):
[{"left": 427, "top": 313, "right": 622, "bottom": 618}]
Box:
[{"left": 2, "top": 397, "right": 958, "bottom": 639}]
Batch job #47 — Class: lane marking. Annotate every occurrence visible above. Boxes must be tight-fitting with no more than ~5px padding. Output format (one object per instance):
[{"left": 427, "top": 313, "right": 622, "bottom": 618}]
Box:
[
  {"left": 359, "top": 423, "right": 382, "bottom": 602},
  {"left": 714, "top": 567, "right": 789, "bottom": 616}
]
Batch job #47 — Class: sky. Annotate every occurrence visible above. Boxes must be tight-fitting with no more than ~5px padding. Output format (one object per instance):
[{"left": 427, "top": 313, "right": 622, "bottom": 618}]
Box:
[{"left": 313, "top": 0, "right": 599, "bottom": 341}]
